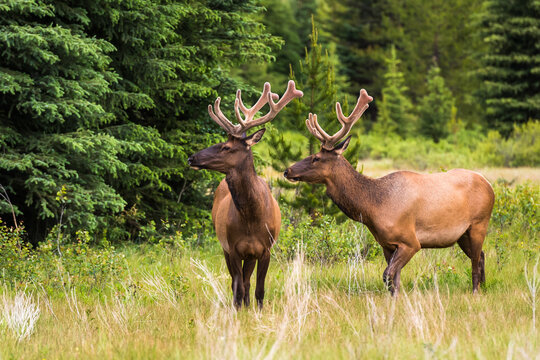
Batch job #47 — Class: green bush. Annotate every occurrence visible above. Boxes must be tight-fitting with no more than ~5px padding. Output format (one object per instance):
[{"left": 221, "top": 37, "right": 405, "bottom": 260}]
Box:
[
  {"left": 355, "top": 122, "right": 540, "bottom": 169},
  {"left": 0, "top": 219, "right": 126, "bottom": 290},
  {"left": 489, "top": 182, "right": 539, "bottom": 267},
  {"left": 0, "top": 220, "right": 33, "bottom": 283},
  {"left": 275, "top": 211, "right": 381, "bottom": 263},
  {"left": 501, "top": 121, "right": 540, "bottom": 167}
]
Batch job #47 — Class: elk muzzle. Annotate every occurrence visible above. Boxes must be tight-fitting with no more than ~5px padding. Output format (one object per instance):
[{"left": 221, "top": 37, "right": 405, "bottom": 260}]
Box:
[
  {"left": 283, "top": 167, "right": 300, "bottom": 182},
  {"left": 187, "top": 154, "right": 201, "bottom": 170}
]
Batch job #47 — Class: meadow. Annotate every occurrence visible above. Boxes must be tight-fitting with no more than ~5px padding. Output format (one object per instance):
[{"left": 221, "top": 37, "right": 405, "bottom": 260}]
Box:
[
  {"left": 0, "top": 179, "right": 537, "bottom": 359},
  {"left": 2, "top": 1, "right": 539, "bottom": 358}
]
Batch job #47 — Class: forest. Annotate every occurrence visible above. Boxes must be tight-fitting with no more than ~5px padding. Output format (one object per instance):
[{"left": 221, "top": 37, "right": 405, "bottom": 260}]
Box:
[{"left": 0, "top": 0, "right": 539, "bottom": 358}]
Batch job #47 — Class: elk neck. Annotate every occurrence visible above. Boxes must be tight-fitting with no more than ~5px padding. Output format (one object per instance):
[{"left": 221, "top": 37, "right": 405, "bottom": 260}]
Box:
[
  {"left": 324, "top": 159, "right": 381, "bottom": 226},
  {"left": 225, "top": 151, "right": 270, "bottom": 222}
]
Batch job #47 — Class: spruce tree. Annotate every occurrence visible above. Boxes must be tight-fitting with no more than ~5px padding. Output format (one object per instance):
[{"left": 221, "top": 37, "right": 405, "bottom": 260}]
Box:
[
  {"left": 0, "top": 0, "right": 279, "bottom": 241},
  {"left": 267, "top": 17, "right": 337, "bottom": 218},
  {"left": 478, "top": 0, "right": 540, "bottom": 135},
  {"left": 323, "top": 0, "right": 392, "bottom": 117},
  {"left": 375, "top": 46, "right": 415, "bottom": 138},
  {"left": 418, "top": 63, "right": 454, "bottom": 142}
]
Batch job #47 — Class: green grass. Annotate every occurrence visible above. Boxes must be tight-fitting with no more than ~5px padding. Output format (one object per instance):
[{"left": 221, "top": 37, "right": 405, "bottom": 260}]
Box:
[
  {"left": 0, "top": 233, "right": 538, "bottom": 359},
  {"left": 0, "top": 177, "right": 537, "bottom": 359}
]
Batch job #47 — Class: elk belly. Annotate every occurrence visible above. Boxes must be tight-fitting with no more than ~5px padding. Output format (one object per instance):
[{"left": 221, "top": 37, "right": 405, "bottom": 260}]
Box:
[
  {"left": 415, "top": 222, "right": 470, "bottom": 248},
  {"left": 235, "top": 240, "right": 265, "bottom": 258}
]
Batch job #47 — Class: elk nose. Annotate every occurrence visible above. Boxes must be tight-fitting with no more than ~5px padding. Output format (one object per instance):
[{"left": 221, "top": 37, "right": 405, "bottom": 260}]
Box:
[{"left": 283, "top": 169, "right": 289, "bottom": 178}]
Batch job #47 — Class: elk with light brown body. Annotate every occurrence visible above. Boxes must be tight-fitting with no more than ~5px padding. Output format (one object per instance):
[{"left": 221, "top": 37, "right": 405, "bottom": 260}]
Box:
[
  {"left": 188, "top": 81, "right": 303, "bottom": 308},
  {"left": 284, "top": 89, "right": 494, "bottom": 295}
]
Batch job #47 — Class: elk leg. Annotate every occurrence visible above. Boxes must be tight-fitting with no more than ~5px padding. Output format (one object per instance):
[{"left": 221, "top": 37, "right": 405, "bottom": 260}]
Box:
[
  {"left": 242, "top": 258, "right": 257, "bottom": 307},
  {"left": 458, "top": 226, "right": 487, "bottom": 292},
  {"left": 255, "top": 250, "right": 270, "bottom": 309},
  {"left": 229, "top": 252, "right": 244, "bottom": 308},
  {"left": 465, "top": 224, "right": 487, "bottom": 293},
  {"left": 479, "top": 251, "right": 485, "bottom": 284},
  {"left": 382, "top": 247, "right": 395, "bottom": 285},
  {"left": 224, "top": 251, "right": 234, "bottom": 292},
  {"left": 384, "top": 244, "right": 419, "bottom": 296}
]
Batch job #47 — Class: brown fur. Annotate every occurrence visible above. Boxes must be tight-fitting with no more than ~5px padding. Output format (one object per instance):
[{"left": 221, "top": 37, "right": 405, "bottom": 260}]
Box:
[
  {"left": 285, "top": 140, "right": 495, "bottom": 295},
  {"left": 189, "top": 131, "right": 280, "bottom": 308}
]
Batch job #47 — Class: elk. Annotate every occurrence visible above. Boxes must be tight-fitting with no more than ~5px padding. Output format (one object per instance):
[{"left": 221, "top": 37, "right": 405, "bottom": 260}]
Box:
[
  {"left": 188, "top": 80, "right": 303, "bottom": 308},
  {"left": 284, "top": 89, "right": 495, "bottom": 295}
]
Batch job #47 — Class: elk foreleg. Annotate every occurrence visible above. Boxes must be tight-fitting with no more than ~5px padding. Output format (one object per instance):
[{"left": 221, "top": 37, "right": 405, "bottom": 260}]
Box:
[
  {"left": 255, "top": 250, "right": 270, "bottom": 309},
  {"left": 229, "top": 252, "right": 245, "bottom": 308},
  {"left": 383, "top": 243, "right": 419, "bottom": 296},
  {"left": 242, "top": 258, "right": 257, "bottom": 307},
  {"left": 224, "top": 251, "right": 234, "bottom": 292}
]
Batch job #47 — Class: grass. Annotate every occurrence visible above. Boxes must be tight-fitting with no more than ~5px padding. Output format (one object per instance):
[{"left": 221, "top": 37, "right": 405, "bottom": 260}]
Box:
[
  {"left": 0, "top": 235, "right": 538, "bottom": 359},
  {"left": 0, "top": 164, "right": 537, "bottom": 358}
]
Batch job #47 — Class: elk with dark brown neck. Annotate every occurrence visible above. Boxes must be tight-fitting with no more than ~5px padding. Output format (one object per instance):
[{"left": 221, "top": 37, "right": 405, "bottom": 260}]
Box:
[
  {"left": 284, "top": 89, "right": 494, "bottom": 295},
  {"left": 189, "top": 81, "right": 303, "bottom": 308}
]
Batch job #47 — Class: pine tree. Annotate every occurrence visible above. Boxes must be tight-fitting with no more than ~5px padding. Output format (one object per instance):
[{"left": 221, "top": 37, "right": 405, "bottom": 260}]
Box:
[
  {"left": 478, "top": 0, "right": 540, "bottom": 135},
  {"left": 375, "top": 46, "right": 416, "bottom": 138},
  {"left": 418, "top": 62, "right": 454, "bottom": 142}
]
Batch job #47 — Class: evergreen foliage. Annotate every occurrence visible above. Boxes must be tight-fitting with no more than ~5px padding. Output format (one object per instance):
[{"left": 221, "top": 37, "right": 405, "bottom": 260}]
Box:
[
  {"left": 478, "top": 0, "right": 540, "bottom": 135},
  {"left": 375, "top": 46, "right": 415, "bottom": 138},
  {"left": 0, "top": 0, "right": 538, "bottom": 244},
  {"left": 418, "top": 63, "right": 454, "bottom": 142},
  {"left": 324, "top": 0, "right": 482, "bottom": 124},
  {"left": 0, "top": 0, "right": 278, "bottom": 241},
  {"left": 268, "top": 17, "right": 340, "bottom": 218},
  {"left": 324, "top": 0, "right": 392, "bottom": 115}
]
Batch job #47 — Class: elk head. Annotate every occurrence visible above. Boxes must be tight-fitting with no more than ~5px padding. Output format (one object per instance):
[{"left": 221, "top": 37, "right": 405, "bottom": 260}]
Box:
[
  {"left": 284, "top": 89, "right": 373, "bottom": 183},
  {"left": 188, "top": 80, "right": 303, "bottom": 173}
]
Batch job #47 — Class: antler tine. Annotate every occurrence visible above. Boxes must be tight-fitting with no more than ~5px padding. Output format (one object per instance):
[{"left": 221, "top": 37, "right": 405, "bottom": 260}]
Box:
[
  {"left": 306, "top": 89, "right": 373, "bottom": 150},
  {"left": 310, "top": 113, "right": 335, "bottom": 142},
  {"left": 235, "top": 80, "right": 303, "bottom": 133},
  {"left": 267, "top": 80, "right": 303, "bottom": 114},
  {"left": 208, "top": 81, "right": 302, "bottom": 137},
  {"left": 208, "top": 97, "right": 240, "bottom": 134},
  {"left": 234, "top": 82, "right": 279, "bottom": 127},
  {"left": 305, "top": 113, "right": 325, "bottom": 142},
  {"left": 336, "top": 89, "right": 373, "bottom": 125}
]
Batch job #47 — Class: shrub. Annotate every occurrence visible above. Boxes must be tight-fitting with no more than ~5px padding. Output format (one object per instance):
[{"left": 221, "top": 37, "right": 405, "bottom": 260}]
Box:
[
  {"left": 0, "top": 219, "right": 126, "bottom": 290},
  {"left": 275, "top": 212, "right": 381, "bottom": 263},
  {"left": 490, "top": 182, "right": 539, "bottom": 267},
  {"left": 0, "top": 220, "right": 33, "bottom": 283}
]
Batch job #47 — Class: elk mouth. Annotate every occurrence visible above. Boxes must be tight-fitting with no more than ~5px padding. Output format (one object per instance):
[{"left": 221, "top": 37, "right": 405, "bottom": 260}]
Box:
[
  {"left": 283, "top": 169, "right": 300, "bottom": 182},
  {"left": 187, "top": 156, "right": 203, "bottom": 170}
]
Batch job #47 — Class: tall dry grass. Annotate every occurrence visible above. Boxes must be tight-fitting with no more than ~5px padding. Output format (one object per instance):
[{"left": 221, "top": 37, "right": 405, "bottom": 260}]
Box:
[
  {"left": 0, "top": 240, "right": 538, "bottom": 359},
  {"left": 1, "top": 290, "right": 40, "bottom": 341}
]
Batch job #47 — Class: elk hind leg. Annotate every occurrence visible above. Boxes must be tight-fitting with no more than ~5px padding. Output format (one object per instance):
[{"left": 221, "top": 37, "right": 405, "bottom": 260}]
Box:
[
  {"left": 255, "top": 250, "right": 270, "bottom": 309},
  {"left": 457, "top": 225, "right": 487, "bottom": 293},
  {"left": 242, "top": 258, "right": 256, "bottom": 307}
]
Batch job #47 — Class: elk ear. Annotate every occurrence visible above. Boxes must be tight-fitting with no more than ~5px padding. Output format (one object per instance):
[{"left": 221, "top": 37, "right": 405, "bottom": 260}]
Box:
[
  {"left": 333, "top": 135, "right": 352, "bottom": 155},
  {"left": 244, "top": 128, "right": 266, "bottom": 147}
]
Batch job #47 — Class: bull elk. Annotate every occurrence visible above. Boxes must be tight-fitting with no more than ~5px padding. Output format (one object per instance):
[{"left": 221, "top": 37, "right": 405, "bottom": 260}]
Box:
[
  {"left": 284, "top": 89, "right": 494, "bottom": 295},
  {"left": 188, "top": 81, "right": 303, "bottom": 308}
]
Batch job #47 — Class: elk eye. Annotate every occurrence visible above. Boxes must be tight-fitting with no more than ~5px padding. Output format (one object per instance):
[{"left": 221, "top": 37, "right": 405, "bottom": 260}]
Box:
[
  {"left": 222, "top": 146, "right": 231, "bottom": 151},
  {"left": 312, "top": 156, "right": 320, "bottom": 163}
]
